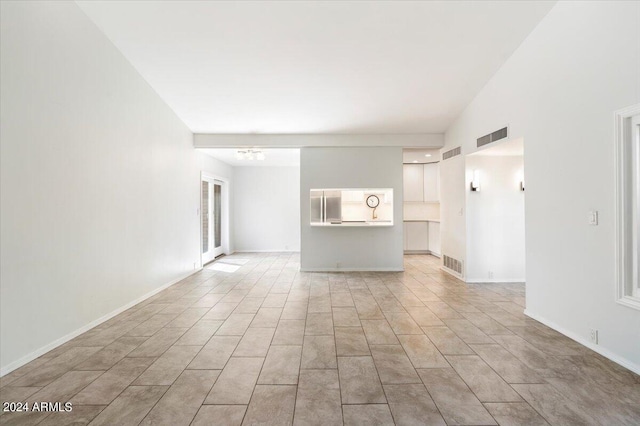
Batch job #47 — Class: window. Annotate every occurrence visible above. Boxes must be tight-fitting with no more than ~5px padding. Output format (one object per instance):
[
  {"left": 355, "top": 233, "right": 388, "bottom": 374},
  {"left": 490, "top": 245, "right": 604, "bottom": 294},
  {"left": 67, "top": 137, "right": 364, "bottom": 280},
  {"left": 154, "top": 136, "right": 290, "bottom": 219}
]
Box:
[{"left": 615, "top": 104, "right": 640, "bottom": 309}]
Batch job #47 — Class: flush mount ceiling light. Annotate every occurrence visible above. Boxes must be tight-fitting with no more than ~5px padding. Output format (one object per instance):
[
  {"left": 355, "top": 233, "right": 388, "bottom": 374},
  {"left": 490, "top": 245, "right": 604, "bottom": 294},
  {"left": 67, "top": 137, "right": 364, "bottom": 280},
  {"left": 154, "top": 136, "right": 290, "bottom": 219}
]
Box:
[
  {"left": 425, "top": 154, "right": 432, "bottom": 157},
  {"left": 236, "top": 149, "right": 265, "bottom": 161}
]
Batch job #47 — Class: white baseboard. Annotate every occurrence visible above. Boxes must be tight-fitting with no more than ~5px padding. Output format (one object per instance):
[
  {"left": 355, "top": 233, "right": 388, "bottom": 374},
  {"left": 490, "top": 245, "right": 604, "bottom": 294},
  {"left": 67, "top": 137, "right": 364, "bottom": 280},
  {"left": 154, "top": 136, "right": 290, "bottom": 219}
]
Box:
[
  {"left": 300, "top": 267, "right": 404, "bottom": 272},
  {"left": 524, "top": 309, "right": 640, "bottom": 376},
  {"left": 0, "top": 268, "right": 202, "bottom": 377},
  {"left": 466, "top": 278, "right": 526, "bottom": 284},
  {"left": 232, "top": 250, "right": 300, "bottom": 253}
]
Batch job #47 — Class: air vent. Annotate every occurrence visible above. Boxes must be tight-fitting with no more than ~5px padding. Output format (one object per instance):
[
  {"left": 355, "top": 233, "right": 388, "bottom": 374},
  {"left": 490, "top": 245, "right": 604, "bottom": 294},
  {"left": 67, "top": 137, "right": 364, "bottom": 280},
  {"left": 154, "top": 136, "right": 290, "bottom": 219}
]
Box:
[
  {"left": 477, "top": 126, "right": 508, "bottom": 148},
  {"left": 443, "top": 254, "right": 463, "bottom": 275},
  {"left": 442, "top": 146, "right": 461, "bottom": 161}
]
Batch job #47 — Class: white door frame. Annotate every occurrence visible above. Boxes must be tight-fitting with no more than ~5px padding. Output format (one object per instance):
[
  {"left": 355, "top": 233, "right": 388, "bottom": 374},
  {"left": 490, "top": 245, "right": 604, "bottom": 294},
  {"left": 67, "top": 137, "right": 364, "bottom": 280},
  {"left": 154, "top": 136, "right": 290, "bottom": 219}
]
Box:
[{"left": 200, "top": 172, "right": 230, "bottom": 266}]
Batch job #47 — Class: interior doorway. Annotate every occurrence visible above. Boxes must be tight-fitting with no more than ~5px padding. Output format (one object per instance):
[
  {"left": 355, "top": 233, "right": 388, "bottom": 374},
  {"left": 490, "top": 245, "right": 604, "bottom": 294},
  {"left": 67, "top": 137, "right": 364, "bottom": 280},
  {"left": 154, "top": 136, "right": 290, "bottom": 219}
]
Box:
[{"left": 201, "top": 173, "right": 227, "bottom": 264}]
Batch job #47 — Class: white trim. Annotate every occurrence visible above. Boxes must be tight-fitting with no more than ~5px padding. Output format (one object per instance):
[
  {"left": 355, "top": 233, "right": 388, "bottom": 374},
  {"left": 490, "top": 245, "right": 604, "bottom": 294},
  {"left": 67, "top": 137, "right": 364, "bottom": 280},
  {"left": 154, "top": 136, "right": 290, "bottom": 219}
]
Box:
[
  {"left": 614, "top": 104, "right": 640, "bottom": 310},
  {"left": 233, "top": 250, "right": 300, "bottom": 253},
  {"left": 524, "top": 309, "right": 640, "bottom": 376},
  {"left": 0, "top": 268, "right": 201, "bottom": 377},
  {"left": 465, "top": 278, "right": 526, "bottom": 284},
  {"left": 300, "top": 267, "right": 404, "bottom": 272}
]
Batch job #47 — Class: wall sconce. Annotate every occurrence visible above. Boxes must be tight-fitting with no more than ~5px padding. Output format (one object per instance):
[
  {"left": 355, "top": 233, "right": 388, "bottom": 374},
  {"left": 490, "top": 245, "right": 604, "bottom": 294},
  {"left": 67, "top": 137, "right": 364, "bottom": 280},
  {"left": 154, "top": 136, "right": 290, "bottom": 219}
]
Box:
[
  {"left": 470, "top": 170, "right": 480, "bottom": 192},
  {"left": 516, "top": 170, "right": 525, "bottom": 191}
]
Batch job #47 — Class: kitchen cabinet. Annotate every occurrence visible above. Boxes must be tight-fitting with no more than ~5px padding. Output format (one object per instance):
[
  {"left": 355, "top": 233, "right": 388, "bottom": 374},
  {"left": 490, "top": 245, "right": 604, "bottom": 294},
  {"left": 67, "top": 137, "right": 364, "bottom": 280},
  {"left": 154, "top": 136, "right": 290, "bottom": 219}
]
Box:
[
  {"left": 404, "top": 221, "right": 429, "bottom": 251},
  {"left": 423, "top": 163, "right": 440, "bottom": 202},
  {"left": 403, "top": 164, "right": 424, "bottom": 202},
  {"left": 404, "top": 163, "right": 439, "bottom": 202},
  {"left": 428, "top": 222, "right": 441, "bottom": 256}
]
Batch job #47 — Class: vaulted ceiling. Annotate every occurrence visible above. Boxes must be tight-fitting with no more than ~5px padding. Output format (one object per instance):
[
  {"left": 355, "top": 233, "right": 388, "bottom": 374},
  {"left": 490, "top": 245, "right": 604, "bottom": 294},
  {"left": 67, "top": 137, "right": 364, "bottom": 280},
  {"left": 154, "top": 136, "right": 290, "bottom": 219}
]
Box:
[{"left": 77, "top": 1, "right": 555, "bottom": 134}]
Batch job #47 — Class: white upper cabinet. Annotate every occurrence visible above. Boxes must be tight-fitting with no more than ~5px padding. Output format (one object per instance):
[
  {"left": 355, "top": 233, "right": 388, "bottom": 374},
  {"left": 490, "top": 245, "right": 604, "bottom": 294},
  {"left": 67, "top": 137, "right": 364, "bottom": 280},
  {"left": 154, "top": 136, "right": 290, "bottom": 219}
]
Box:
[
  {"left": 423, "top": 163, "right": 440, "bottom": 202},
  {"left": 342, "top": 190, "right": 364, "bottom": 202},
  {"left": 403, "top": 163, "right": 439, "bottom": 203},
  {"left": 403, "top": 164, "right": 424, "bottom": 202}
]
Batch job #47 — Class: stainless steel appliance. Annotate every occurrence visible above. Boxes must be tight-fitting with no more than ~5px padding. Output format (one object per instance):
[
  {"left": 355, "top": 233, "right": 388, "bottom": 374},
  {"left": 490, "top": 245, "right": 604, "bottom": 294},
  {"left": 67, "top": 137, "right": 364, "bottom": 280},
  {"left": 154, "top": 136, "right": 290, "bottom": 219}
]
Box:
[{"left": 309, "top": 190, "right": 342, "bottom": 224}]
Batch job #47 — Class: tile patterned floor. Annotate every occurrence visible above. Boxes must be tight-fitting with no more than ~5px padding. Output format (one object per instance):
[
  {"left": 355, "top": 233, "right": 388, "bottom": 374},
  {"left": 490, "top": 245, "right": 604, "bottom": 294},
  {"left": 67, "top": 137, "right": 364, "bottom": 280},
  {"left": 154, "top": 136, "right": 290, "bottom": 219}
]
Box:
[{"left": 1, "top": 253, "right": 639, "bottom": 425}]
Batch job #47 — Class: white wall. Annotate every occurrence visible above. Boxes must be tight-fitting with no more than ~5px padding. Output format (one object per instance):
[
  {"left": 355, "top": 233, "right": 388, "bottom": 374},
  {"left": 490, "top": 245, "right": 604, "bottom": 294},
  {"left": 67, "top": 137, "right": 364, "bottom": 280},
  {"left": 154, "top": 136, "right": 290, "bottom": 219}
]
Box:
[
  {"left": 0, "top": 1, "right": 232, "bottom": 374},
  {"left": 441, "top": 1, "right": 640, "bottom": 372},
  {"left": 233, "top": 167, "right": 300, "bottom": 252},
  {"left": 465, "top": 155, "right": 525, "bottom": 282},
  {"left": 300, "top": 147, "right": 404, "bottom": 271}
]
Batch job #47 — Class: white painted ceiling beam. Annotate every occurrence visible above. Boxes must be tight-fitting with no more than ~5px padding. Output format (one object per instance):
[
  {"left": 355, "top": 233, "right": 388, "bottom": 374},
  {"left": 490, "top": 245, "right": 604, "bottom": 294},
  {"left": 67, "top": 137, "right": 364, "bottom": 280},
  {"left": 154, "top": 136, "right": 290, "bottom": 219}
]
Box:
[{"left": 194, "top": 133, "right": 444, "bottom": 149}]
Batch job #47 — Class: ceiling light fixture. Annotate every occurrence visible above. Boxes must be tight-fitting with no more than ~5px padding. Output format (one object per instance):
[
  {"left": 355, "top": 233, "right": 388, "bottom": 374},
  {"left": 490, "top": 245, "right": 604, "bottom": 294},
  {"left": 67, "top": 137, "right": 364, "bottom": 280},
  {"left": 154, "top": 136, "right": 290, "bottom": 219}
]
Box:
[
  {"left": 425, "top": 154, "right": 432, "bottom": 157},
  {"left": 236, "top": 149, "right": 265, "bottom": 161}
]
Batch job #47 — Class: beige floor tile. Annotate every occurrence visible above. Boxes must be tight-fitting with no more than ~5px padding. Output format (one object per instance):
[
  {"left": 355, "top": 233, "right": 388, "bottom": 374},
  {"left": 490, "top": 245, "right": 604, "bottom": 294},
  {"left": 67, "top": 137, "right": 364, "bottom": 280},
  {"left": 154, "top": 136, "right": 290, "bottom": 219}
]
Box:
[
  {"left": 258, "top": 345, "right": 302, "bottom": 385},
  {"left": 140, "top": 370, "right": 219, "bottom": 426},
  {"left": 216, "top": 313, "right": 255, "bottom": 336},
  {"left": 422, "top": 326, "right": 474, "bottom": 355},
  {"left": 167, "top": 308, "right": 210, "bottom": 328},
  {"left": 233, "top": 327, "right": 275, "bottom": 357},
  {"left": 73, "top": 357, "right": 155, "bottom": 405},
  {"left": 361, "top": 320, "right": 399, "bottom": 345},
  {"left": 301, "top": 335, "right": 337, "bottom": 369},
  {"left": 204, "top": 357, "right": 264, "bottom": 405},
  {"left": 28, "top": 370, "right": 102, "bottom": 404},
  {"left": 175, "top": 320, "right": 223, "bottom": 346},
  {"left": 262, "top": 293, "right": 288, "bottom": 308},
  {"left": 418, "top": 368, "right": 496, "bottom": 425},
  {"left": 88, "top": 385, "right": 168, "bottom": 426},
  {"left": 202, "top": 302, "right": 238, "bottom": 320},
  {"left": 127, "top": 327, "right": 188, "bottom": 358},
  {"left": 11, "top": 347, "right": 102, "bottom": 387},
  {"left": 192, "top": 405, "right": 247, "bottom": 426},
  {"left": 484, "top": 402, "right": 550, "bottom": 426},
  {"left": 335, "top": 327, "right": 370, "bottom": 356},
  {"left": 281, "top": 302, "right": 308, "bottom": 320},
  {"left": 383, "top": 312, "right": 423, "bottom": 335},
  {"left": 75, "top": 337, "right": 147, "bottom": 370},
  {"left": 342, "top": 404, "right": 394, "bottom": 426},
  {"left": 39, "top": 405, "right": 106, "bottom": 425},
  {"left": 369, "top": 345, "right": 421, "bottom": 384},
  {"left": 332, "top": 307, "right": 361, "bottom": 327},
  {"left": 397, "top": 334, "right": 449, "bottom": 369},
  {"left": 444, "top": 318, "right": 495, "bottom": 344},
  {"left": 251, "top": 307, "right": 282, "bottom": 328},
  {"left": 304, "top": 313, "right": 334, "bottom": 335},
  {"left": 234, "top": 297, "right": 265, "bottom": 314},
  {"left": 133, "top": 345, "right": 201, "bottom": 386},
  {"left": 242, "top": 385, "right": 296, "bottom": 425},
  {"left": 470, "top": 344, "right": 544, "bottom": 384},
  {"left": 127, "top": 314, "right": 178, "bottom": 337},
  {"left": 337, "top": 356, "right": 386, "bottom": 404},
  {"left": 188, "top": 336, "right": 240, "bottom": 370},
  {"left": 294, "top": 370, "right": 342, "bottom": 426},
  {"left": 512, "top": 383, "right": 596, "bottom": 425},
  {"left": 272, "top": 319, "right": 306, "bottom": 346},
  {"left": 384, "top": 384, "right": 446, "bottom": 426},
  {"left": 447, "top": 355, "right": 522, "bottom": 402}
]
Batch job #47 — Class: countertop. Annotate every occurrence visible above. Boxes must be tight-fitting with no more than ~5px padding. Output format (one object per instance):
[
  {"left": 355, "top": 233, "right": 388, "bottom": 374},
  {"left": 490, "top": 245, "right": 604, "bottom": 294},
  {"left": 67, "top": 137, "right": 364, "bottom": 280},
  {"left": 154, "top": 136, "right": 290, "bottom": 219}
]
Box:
[
  {"left": 403, "top": 219, "right": 440, "bottom": 223},
  {"left": 311, "top": 221, "right": 394, "bottom": 227}
]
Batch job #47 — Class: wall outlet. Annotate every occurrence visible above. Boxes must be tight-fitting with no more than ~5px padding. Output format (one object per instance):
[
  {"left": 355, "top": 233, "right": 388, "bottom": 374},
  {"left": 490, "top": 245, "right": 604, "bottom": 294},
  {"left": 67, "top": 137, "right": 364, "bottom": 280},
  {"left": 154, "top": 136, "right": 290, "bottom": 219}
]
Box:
[
  {"left": 588, "top": 210, "right": 598, "bottom": 226},
  {"left": 589, "top": 328, "right": 598, "bottom": 344}
]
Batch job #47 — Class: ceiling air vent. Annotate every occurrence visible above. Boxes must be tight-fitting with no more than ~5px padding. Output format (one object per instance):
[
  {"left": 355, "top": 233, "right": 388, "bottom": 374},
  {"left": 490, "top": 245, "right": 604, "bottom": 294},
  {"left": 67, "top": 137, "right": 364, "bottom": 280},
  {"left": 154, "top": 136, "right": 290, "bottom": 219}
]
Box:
[
  {"left": 442, "top": 146, "right": 461, "bottom": 161},
  {"left": 477, "top": 126, "right": 509, "bottom": 148}
]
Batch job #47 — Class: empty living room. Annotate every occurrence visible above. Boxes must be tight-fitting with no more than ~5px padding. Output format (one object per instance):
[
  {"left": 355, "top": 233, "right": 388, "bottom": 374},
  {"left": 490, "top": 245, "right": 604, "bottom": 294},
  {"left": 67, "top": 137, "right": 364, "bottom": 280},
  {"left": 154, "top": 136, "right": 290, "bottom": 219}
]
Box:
[{"left": 1, "top": 1, "right": 639, "bottom": 425}]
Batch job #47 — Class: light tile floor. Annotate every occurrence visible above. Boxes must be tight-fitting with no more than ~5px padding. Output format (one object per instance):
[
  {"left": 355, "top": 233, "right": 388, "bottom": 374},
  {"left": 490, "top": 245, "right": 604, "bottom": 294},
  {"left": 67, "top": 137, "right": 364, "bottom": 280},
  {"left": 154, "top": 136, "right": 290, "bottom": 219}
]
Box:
[{"left": 1, "top": 253, "right": 639, "bottom": 425}]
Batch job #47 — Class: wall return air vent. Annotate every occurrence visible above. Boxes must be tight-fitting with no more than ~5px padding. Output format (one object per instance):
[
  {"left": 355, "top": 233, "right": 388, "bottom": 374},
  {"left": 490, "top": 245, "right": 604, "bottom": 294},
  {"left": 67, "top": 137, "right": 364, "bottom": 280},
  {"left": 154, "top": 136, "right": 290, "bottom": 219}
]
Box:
[
  {"left": 443, "top": 254, "right": 463, "bottom": 275},
  {"left": 442, "top": 146, "right": 461, "bottom": 161},
  {"left": 477, "top": 126, "right": 508, "bottom": 148}
]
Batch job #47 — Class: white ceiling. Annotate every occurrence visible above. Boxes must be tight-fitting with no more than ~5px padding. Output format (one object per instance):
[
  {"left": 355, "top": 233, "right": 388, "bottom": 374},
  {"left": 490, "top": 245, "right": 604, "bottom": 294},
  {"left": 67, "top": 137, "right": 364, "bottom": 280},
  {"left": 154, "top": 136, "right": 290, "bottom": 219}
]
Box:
[
  {"left": 403, "top": 148, "right": 441, "bottom": 164},
  {"left": 200, "top": 148, "right": 300, "bottom": 167},
  {"left": 471, "top": 138, "right": 524, "bottom": 156},
  {"left": 77, "top": 1, "right": 554, "bottom": 134}
]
